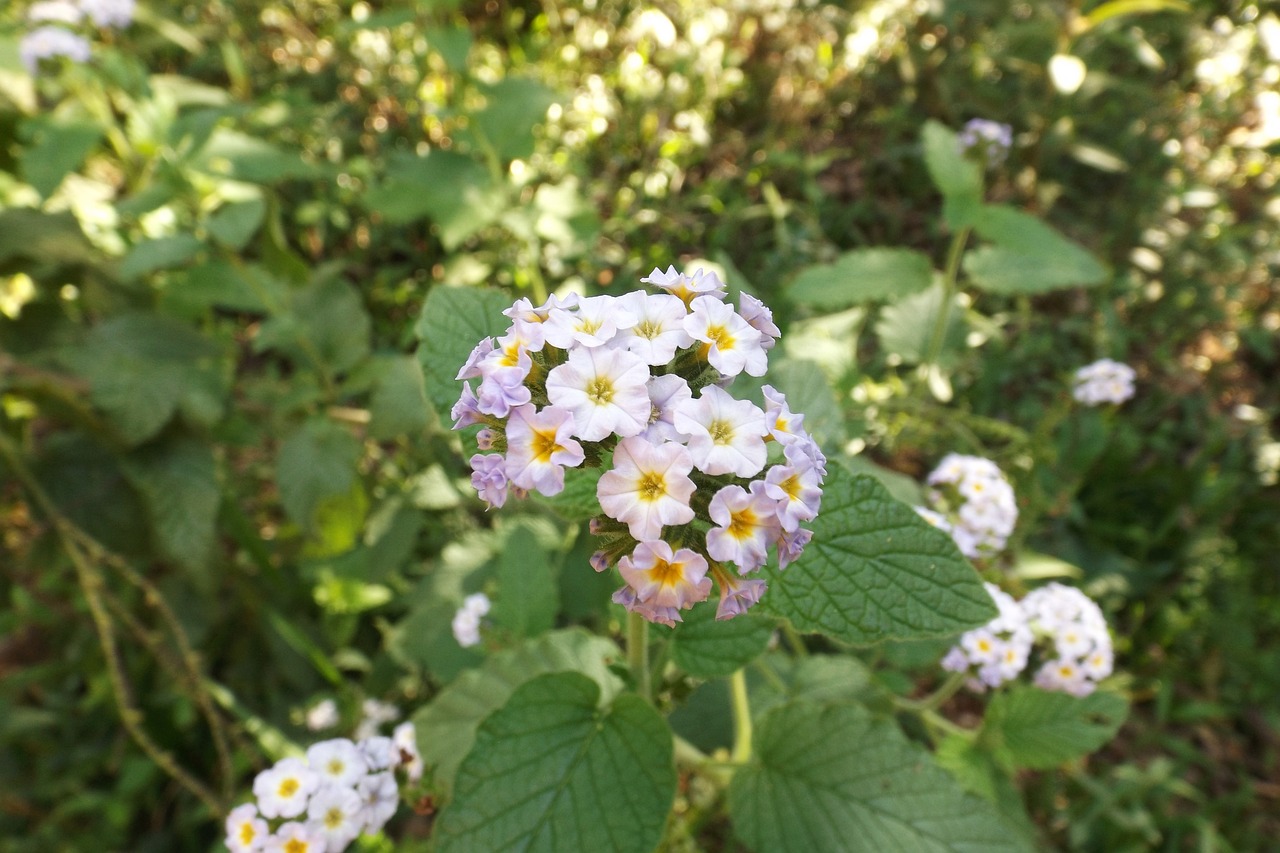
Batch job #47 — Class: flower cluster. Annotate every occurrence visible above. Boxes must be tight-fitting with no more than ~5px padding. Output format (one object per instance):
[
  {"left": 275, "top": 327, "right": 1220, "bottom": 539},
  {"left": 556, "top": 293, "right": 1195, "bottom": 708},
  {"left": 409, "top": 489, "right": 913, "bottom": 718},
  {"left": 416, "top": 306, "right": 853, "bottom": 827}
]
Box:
[
  {"left": 957, "top": 118, "right": 1014, "bottom": 167},
  {"left": 942, "top": 582, "right": 1114, "bottom": 697},
  {"left": 1021, "top": 583, "right": 1114, "bottom": 696},
  {"left": 920, "top": 454, "right": 1018, "bottom": 559},
  {"left": 451, "top": 592, "right": 491, "bottom": 648},
  {"left": 941, "top": 583, "right": 1033, "bottom": 690},
  {"left": 1072, "top": 358, "right": 1136, "bottom": 406},
  {"left": 19, "top": 0, "right": 133, "bottom": 74},
  {"left": 453, "top": 267, "right": 825, "bottom": 623},
  {"left": 224, "top": 724, "right": 421, "bottom": 853}
]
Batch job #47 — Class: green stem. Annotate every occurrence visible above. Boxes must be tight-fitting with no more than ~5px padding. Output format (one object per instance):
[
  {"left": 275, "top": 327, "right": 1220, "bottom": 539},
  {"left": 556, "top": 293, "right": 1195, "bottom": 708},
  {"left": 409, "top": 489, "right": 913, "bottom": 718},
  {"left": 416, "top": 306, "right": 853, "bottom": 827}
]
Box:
[
  {"left": 730, "top": 668, "right": 753, "bottom": 764},
  {"left": 893, "top": 671, "right": 968, "bottom": 714},
  {"left": 780, "top": 621, "right": 809, "bottom": 658},
  {"left": 627, "top": 611, "right": 651, "bottom": 703},
  {"left": 922, "top": 225, "right": 972, "bottom": 371}
]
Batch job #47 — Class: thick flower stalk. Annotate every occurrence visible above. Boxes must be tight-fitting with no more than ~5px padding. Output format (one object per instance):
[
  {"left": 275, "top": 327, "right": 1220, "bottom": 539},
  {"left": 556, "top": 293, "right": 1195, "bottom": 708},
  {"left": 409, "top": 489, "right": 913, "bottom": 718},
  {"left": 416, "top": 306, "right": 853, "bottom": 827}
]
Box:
[
  {"left": 226, "top": 725, "right": 420, "bottom": 853},
  {"left": 452, "top": 268, "right": 825, "bottom": 624},
  {"left": 1071, "top": 358, "right": 1136, "bottom": 406},
  {"left": 920, "top": 453, "right": 1018, "bottom": 558}
]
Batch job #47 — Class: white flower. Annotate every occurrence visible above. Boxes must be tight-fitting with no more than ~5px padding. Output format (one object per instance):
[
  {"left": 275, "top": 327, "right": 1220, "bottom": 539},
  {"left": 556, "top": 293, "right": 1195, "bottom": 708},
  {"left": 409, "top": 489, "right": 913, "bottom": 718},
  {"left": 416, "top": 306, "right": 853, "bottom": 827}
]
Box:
[
  {"left": 253, "top": 757, "right": 319, "bottom": 819},
  {"left": 225, "top": 803, "right": 268, "bottom": 853},
  {"left": 357, "top": 771, "right": 400, "bottom": 834},
  {"left": 596, "top": 437, "right": 697, "bottom": 541},
  {"left": 639, "top": 374, "right": 693, "bottom": 444},
  {"left": 641, "top": 265, "right": 727, "bottom": 304},
  {"left": 353, "top": 699, "right": 400, "bottom": 741},
  {"left": 1021, "top": 583, "right": 1113, "bottom": 695},
  {"left": 924, "top": 454, "right": 1017, "bottom": 557},
  {"left": 738, "top": 292, "right": 781, "bottom": 349},
  {"left": 357, "top": 735, "right": 398, "bottom": 772},
  {"left": 503, "top": 404, "right": 585, "bottom": 496},
  {"left": 1034, "top": 658, "right": 1091, "bottom": 696},
  {"left": 452, "top": 592, "right": 491, "bottom": 648},
  {"left": 305, "top": 785, "right": 364, "bottom": 853},
  {"left": 940, "top": 583, "right": 1033, "bottom": 690},
  {"left": 545, "top": 346, "right": 652, "bottom": 441},
  {"left": 19, "top": 26, "right": 91, "bottom": 74},
  {"left": 393, "top": 722, "right": 423, "bottom": 781},
  {"left": 683, "top": 295, "right": 767, "bottom": 377},
  {"left": 542, "top": 294, "right": 637, "bottom": 349},
  {"left": 617, "top": 540, "right": 712, "bottom": 611},
  {"left": 28, "top": 1, "right": 83, "bottom": 24},
  {"left": 760, "top": 385, "right": 805, "bottom": 444},
  {"left": 674, "top": 385, "right": 767, "bottom": 477},
  {"left": 306, "top": 738, "right": 367, "bottom": 790},
  {"left": 305, "top": 698, "right": 339, "bottom": 732},
  {"left": 79, "top": 0, "right": 135, "bottom": 28},
  {"left": 263, "top": 822, "right": 326, "bottom": 853},
  {"left": 610, "top": 291, "right": 693, "bottom": 364},
  {"left": 763, "top": 460, "right": 822, "bottom": 531},
  {"left": 1072, "top": 358, "right": 1136, "bottom": 405}
]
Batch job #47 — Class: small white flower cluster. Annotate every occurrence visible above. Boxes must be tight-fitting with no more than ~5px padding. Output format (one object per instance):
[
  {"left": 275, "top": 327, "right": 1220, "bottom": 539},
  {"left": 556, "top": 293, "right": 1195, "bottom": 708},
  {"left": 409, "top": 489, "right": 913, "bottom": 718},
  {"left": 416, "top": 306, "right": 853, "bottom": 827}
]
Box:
[
  {"left": 942, "top": 582, "right": 1114, "bottom": 697},
  {"left": 941, "top": 583, "right": 1033, "bottom": 690},
  {"left": 19, "top": 0, "right": 134, "bottom": 75},
  {"left": 224, "top": 724, "right": 421, "bottom": 853},
  {"left": 1021, "top": 582, "right": 1114, "bottom": 697},
  {"left": 451, "top": 592, "right": 491, "bottom": 648},
  {"left": 452, "top": 267, "right": 825, "bottom": 624},
  {"left": 1072, "top": 358, "right": 1136, "bottom": 406},
  {"left": 957, "top": 118, "right": 1014, "bottom": 166},
  {"left": 920, "top": 454, "right": 1018, "bottom": 559}
]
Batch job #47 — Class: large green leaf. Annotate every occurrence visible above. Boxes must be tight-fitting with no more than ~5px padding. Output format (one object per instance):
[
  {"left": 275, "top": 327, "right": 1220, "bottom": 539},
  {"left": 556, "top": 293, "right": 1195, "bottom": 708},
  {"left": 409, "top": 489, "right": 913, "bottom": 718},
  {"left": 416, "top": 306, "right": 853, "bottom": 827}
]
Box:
[
  {"left": 255, "top": 275, "right": 371, "bottom": 375},
  {"left": 874, "top": 281, "right": 967, "bottom": 366},
  {"left": 206, "top": 197, "right": 267, "bottom": 249},
  {"left": 934, "top": 735, "right": 1040, "bottom": 844},
  {"left": 367, "top": 355, "right": 430, "bottom": 440},
  {"left": 276, "top": 417, "right": 362, "bottom": 532},
  {"left": 364, "top": 150, "right": 507, "bottom": 249},
  {"left": 124, "top": 437, "right": 220, "bottom": 583},
  {"left": 411, "top": 630, "right": 624, "bottom": 796},
  {"left": 414, "top": 285, "right": 513, "bottom": 420},
  {"left": 491, "top": 525, "right": 559, "bottom": 639},
  {"left": 981, "top": 687, "right": 1128, "bottom": 770},
  {"left": 61, "top": 313, "right": 229, "bottom": 446},
  {"left": 119, "top": 235, "right": 204, "bottom": 281},
  {"left": 788, "top": 248, "right": 933, "bottom": 308},
  {"left": 728, "top": 701, "right": 1032, "bottom": 853},
  {"left": 963, "top": 204, "right": 1108, "bottom": 294},
  {"left": 470, "top": 78, "right": 557, "bottom": 162},
  {"left": 0, "top": 209, "right": 99, "bottom": 267},
  {"left": 188, "top": 128, "right": 321, "bottom": 184},
  {"left": 436, "top": 672, "right": 674, "bottom": 853},
  {"left": 672, "top": 600, "right": 776, "bottom": 678},
  {"left": 19, "top": 116, "right": 102, "bottom": 198},
  {"left": 921, "top": 120, "right": 983, "bottom": 229},
  {"left": 762, "top": 466, "right": 997, "bottom": 645}
]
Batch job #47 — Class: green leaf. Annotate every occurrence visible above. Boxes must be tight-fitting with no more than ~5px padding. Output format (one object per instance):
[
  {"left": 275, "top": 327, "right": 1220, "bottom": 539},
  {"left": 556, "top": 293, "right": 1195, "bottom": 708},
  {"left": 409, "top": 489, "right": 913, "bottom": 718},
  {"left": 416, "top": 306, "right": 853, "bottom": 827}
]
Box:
[
  {"left": 188, "top": 128, "right": 320, "bottom": 184},
  {"left": 206, "top": 197, "right": 267, "bottom": 249},
  {"left": 728, "top": 700, "right": 1033, "bottom": 853},
  {"left": 491, "top": 525, "right": 559, "bottom": 639},
  {"left": 762, "top": 466, "right": 997, "bottom": 645},
  {"left": 19, "top": 116, "right": 102, "bottom": 198},
  {"left": 436, "top": 672, "right": 675, "bottom": 853},
  {"left": 963, "top": 204, "right": 1108, "bottom": 294},
  {"left": 162, "top": 260, "right": 282, "bottom": 316},
  {"left": 368, "top": 355, "right": 430, "bottom": 440},
  {"left": 922, "top": 120, "right": 983, "bottom": 228},
  {"left": 256, "top": 275, "right": 371, "bottom": 375},
  {"left": 61, "top": 313, "right": 229, "bottom": 445},
  {"left": 414, "top": 286, "right": 513, "bottom": 420},
  {"left": 364, "top": 150, "right": 507, "bottom": 249},
  {"left": 429, "top": 24, "right": 472, "bottom": 71},
  {"left": 982, "top": 687, "right": 1128, "bottom": 770},
  {"left": 119, "top": 235, "right": 204, "bottom": 281},
  {"left": 0, "top": 209, "right": 99, "bottom": 267},
  {"left": 410, "top": 630, "right": 624, "bottom": 795},
  {"left": 874, "top": 281, "right": 967, "bottom": 365},
  {"left": 789, "top": 248, "right": 933, "bottom": 308},
  {"left": 470, "top": 78, "right": 557, "bottom": 163},
  {"left": 935, "top": 735, "right": 1040, "bottom": 844},
  {"left": 536, "top": 463, "right": 604, "bottom": 521},
  {"left": 672, "top": 600, "right": 776, "bottom": 678},
  {"left": 124, "top": 437, "right": 220, "bottom": 582},
  {"left": 276, "top": 418, "right": 362, "bottom": 532}
]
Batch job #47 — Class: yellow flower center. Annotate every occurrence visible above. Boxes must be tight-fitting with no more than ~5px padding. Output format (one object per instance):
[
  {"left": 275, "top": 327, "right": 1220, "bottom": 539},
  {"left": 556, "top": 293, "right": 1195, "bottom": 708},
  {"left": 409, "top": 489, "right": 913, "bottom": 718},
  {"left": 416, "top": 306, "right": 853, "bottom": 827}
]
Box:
[
  {"left": 650, "top": 557, "right": 684, "bottom": 588},
  {"left": 636, "top": 319, "right": 662, "bottom": 340},
  {"left": 728, "top": 507, "right": 758, "bottom": 539},
  {"left": 325, "top": 807, "right": 345, "bottom": 829},
  {"left": 326, "top": 759, "right": 344, "bottom": 776},
  {"left": 577, "top": 317, "right": 602, "bottom": 335},
  {"left": 239, "top": 823, "right": 257, "bottom": 845},
  {"left": 708, "top": 420, "right": 733, "bottom": 444},
  {"left": 779, "top": 473, "right": 802, "bottom": 500},
  {"left": 976, "top": 638, "right": 992, "bottom": 653},
  {"left": 284, "top": 840, "right": 308, "bottom": 853},
  {"left": 638, "top": 472, "right": 667, "bottom": 501},
  {"left": 587, "top": 377, "right": 614, "bottom": 404},
  {"left": 532, "top": 427, "right": 563, "bottom": 463},
  {"left": 278, "top": 777, "right": 300, "bottom": 798},
  {"left": 705, "top": 324, "right": 734, "bottom": 350}
]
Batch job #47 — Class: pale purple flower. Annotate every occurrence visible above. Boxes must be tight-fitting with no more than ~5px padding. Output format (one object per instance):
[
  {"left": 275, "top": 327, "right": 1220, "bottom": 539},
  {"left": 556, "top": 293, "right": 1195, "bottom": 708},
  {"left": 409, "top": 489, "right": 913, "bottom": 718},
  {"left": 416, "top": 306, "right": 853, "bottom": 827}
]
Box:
[
  {"left": 1072, "top": 358, "right": 1135, "bottom": 405},
  {"left": 469, "top": 453, "right": 509, "bottom": 508},
  {"left": 617, "top": 540, "right": 712, "bottom": 611},
  {"left": 775, "top": 526, "right": 812, "bottom": 569},
  {"left": 545, "top": 346, "right": 652, "bottom": 441},
  {"left": 542, "top": 294, "right": 637, "bottom": 349},
  {"left": 20, "top": 26, "right": 91, "bottom": 74},
  {"left": 612, "top": 585, "right": 682, "bottom": 627},
  {"left": 640, "top": 373, "right": 692, "bottom": 444},
  {"left": 739, "top": 292, "right": 781, "bottom": 350},
  {"left": 357, "top": 772, "right": 399, "bottom": 834},
  {"left": 596, "top": 437, "right": 697, "bottom": 540},
  {"left": 683, "top": 295, "right": 768, "bottom": 377},
  {"left": 475, "top": 361, "right": 531, "bottom": 417},
  {"left": 715, "top": 574, "right": 768, "bottom": 620},
  {"left": 504, "top": 292, "right": 580, "bottom": 323},
  {"left": 358, "top": 736, "right": 398, "bottom": 772},
  {"left": 503, "top": 404, "right": 584, "bottom": 496},
  {"left": 450, "top": 382, "right": 483, "bottom": 429},
  {"left": 642, "top": 265, "right": 727, "bottom": 304},
  {"left": 456, "top": 338, "right": 494, "bottom": 380},
  {"left": 957, "top": 118, "right": 1013, "bottom": 166},
  {"left": 764, "top": 461, "right": 823, "bottom": 531},
  {"left": 79, "top": 0, "right": 135, "bottom": 28},
  {"left": 761, "top": 385, "right": 806, "bottom": 445},
  {"left": 674, "top": 385, "right": 767, "bottom": 477},
  {"left": 706, "top": 481, "right": 780, "bottom": 573}
]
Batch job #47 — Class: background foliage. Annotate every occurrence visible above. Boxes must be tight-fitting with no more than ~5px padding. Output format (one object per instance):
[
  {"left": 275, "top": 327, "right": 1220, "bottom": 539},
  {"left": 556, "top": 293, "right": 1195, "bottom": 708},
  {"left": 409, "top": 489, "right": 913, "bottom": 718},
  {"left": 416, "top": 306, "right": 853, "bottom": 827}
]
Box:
[{"left": 1, "top": 0, "right": 1277, "bottom": 850}]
